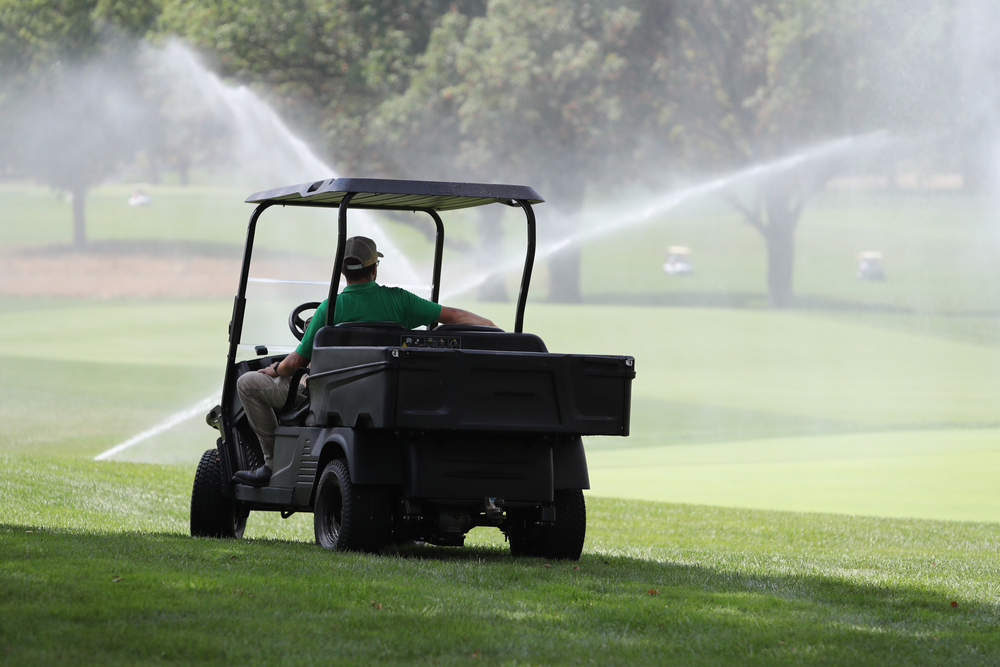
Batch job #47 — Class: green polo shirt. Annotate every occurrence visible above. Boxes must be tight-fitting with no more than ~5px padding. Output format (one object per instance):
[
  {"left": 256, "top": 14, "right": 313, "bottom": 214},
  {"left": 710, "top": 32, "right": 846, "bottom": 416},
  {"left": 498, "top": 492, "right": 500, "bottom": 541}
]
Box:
[{"left": 295, "top": 281, "right": 442, "bottom": 359}]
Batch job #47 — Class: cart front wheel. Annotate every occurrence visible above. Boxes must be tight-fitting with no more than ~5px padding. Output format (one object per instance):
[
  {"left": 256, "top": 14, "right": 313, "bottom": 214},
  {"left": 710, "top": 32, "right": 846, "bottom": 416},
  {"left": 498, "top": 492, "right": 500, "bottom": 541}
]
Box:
[{"left": 190, "top": 449, "right": 246, "bottom": 538}]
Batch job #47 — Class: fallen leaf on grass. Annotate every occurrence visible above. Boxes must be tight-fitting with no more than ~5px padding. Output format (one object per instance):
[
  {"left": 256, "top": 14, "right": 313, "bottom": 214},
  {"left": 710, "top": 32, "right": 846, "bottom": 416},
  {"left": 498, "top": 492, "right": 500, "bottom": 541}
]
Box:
[
  {"left": 230, "top": 555, "right": 237, "bottom": 560},
  {"left": 950, "top": 601, "right": 959, "bottom": 608},
  {"left": 573, "top": 566, "right": 580, "bottom": 571},
  {"left": 471, "top": 650, "right": 480, "bottom": 658},
  {"left": 112, "top": 577, "right": 123, "bottom": 583},
  {"left": 543, "top": 563, "right": 551, "bottom": 568},
  {"left": 647, "top": 588, "right": 659, "bottom": 596},
  {"left": 371, "top": 601, "right": 383, "bottom": 610}
]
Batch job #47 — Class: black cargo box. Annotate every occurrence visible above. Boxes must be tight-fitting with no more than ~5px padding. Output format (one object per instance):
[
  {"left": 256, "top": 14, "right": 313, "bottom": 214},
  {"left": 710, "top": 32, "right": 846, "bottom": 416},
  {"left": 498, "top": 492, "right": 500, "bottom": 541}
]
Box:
[{"left": 309, "top": 327, "right": 634, "bottom": 436}]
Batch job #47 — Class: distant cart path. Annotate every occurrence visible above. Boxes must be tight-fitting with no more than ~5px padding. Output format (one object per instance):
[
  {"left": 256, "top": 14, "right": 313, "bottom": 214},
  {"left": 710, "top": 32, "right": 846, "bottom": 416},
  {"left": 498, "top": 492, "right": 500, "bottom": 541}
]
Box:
[{"left": 0, "top": 250, "right": 239, "bottom": 298}]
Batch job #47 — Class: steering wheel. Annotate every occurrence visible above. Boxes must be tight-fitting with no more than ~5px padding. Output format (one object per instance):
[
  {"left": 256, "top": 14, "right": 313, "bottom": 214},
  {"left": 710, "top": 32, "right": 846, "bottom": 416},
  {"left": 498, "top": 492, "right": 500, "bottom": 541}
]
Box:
[{"left": 289, "top": 302, "right": 321, "bottom": 341}]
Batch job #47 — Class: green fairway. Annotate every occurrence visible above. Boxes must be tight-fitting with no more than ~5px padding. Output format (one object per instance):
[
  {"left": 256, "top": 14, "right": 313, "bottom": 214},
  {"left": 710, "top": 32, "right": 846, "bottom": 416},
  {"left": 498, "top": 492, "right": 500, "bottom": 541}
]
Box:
[
  {"left": 530, "top": 302, "right": 1000, "bottom": 523},
  {"left": 2, "top": 295, "right": 998, "bottom": 524},
  {"left": 588, "top": 428, "right": 1000, "bottom": 523},
  {"left": 0, "top": 298, "right": 227, "bottom": 458}
]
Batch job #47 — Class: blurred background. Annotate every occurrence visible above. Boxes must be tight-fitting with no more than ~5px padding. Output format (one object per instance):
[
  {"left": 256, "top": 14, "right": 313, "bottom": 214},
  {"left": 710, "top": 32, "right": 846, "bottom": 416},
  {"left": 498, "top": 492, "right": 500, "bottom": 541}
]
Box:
[{"left": 1, "top": 0, "right": 999, "bottom": 525}]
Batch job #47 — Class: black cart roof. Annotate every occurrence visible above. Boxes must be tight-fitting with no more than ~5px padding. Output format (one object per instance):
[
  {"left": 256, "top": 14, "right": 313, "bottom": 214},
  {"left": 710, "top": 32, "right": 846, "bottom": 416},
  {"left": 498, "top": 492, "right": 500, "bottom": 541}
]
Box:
[{"left": 246, "top": 178, "right": 543, "bottom": 211}]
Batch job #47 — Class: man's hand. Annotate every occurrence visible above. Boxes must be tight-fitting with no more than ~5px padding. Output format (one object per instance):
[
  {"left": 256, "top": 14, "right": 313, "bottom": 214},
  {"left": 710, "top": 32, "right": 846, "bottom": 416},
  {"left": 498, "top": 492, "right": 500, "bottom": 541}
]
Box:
[{"left": 259, "top": 351, "right": 310, "bottom": 378}]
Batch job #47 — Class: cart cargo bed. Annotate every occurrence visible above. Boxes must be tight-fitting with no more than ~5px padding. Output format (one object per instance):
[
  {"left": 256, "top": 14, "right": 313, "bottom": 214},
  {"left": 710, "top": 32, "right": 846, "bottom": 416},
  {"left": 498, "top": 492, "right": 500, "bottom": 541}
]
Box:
[{"left": 309, "top": 325, "right": 634, "bottom": 435}]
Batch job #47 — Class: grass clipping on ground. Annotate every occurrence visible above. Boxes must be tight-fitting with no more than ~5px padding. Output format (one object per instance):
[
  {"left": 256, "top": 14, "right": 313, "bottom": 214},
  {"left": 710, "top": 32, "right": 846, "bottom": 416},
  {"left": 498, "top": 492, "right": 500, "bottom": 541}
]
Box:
[{"left": 1, "top": 454, "right": 998, "bottom": 666}]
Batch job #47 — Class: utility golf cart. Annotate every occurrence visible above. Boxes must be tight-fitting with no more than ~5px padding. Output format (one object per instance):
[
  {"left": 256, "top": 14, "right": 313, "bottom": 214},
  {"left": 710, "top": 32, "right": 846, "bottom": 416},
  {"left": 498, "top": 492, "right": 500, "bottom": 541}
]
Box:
[
  {"left": 856, "top": 251, "right": 886, "bottom": 281},
  {"left": 663, "top": 246, "right": 693, "bottom": 276},
  {"left": 190, "top": 178, "right": 635, "bottom": 560}
]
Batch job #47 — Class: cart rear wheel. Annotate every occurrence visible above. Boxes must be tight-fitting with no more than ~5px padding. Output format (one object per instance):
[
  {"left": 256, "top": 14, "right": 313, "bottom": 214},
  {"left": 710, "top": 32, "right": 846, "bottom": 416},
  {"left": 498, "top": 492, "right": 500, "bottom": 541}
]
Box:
[
  {"left": 313, "top": 459, "right": 391, "bottom": 553},
  {"left": 190, "top": 449, "right": 246, "bottom": 538},
  {"left": 537, "top": 489, "right": 586, "bottom": 560},
  {"left": 508, "top": 489, "right": 586, "bottom": 560}
]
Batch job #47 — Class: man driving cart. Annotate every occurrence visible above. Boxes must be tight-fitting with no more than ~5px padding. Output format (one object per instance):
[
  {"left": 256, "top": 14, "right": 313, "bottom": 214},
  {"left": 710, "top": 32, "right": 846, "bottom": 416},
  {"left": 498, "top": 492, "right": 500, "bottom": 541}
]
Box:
[{"left": 235, "top": 235, "right": 495, "bottom": 487}]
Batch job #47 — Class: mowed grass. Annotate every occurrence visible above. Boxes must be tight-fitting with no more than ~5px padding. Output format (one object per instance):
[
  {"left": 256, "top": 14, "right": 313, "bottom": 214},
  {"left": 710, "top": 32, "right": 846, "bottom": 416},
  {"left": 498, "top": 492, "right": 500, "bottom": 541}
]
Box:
[
  {"left": 0, "top": 182, "right": 247, "bottom": 248},
  {"left": 0, "top": 297, "right": 227, "bottom": 459},
  {"left": 2, "top": 454, "right": 999, "bottom": 666},
  {"left": 2, "top": 297, "right": 999, "bottom": 523}
]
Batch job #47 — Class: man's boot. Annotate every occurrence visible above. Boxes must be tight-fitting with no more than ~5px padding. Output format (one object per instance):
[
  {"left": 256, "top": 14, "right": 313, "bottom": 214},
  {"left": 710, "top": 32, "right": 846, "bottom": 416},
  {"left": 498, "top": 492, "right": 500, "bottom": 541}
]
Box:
[{"left": 233, "top": 466, "right": 272, "bottom": 487}]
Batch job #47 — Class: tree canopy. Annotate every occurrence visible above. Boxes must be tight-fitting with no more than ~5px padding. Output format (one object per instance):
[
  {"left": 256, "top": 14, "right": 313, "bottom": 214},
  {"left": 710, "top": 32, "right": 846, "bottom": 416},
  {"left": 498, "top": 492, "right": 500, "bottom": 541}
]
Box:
[
  {"left": 0, "top": 0, "right": 964, "bottom": 302},
  {"left": 0, "top": 0, "right": 161, "bottom": 246}
]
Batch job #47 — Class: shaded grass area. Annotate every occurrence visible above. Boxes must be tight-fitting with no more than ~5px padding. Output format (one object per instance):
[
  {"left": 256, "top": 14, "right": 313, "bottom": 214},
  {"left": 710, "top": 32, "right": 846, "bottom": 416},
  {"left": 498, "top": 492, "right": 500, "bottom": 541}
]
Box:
[{"left": 2, "top": 454, "right": 998, "bottom": 666}]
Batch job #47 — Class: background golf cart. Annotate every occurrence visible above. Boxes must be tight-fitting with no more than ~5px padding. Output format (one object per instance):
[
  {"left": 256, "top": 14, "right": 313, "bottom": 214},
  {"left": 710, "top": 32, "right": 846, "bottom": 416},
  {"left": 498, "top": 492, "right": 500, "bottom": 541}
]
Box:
[
  {"left": 856, "top": 251, "right": 886, "bottom": 281},
  {"left": 663, "top": 246, "right": 694, "bottom": 275}
]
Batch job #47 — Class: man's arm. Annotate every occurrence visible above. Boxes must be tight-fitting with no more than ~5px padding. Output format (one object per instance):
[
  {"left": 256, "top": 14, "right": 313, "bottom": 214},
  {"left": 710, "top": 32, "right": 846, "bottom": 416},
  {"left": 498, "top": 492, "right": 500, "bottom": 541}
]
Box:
[
  {"left": 261, "top": 351, "right": 310, "bottom": 378},
  {"left": 438, "top": 306, "right": 496, "bottom": 328}
]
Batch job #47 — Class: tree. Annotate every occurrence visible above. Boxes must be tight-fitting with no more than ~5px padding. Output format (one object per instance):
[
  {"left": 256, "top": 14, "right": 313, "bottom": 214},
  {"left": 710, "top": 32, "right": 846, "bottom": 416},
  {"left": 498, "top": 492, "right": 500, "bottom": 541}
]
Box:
[
  {"left": 0, "top": 0, "right": 161, "bottom": 247},
  {"left": 372, "top": 0, "right": 674, "bottom": 302},
  {"left": 670, "top": 0, "right": 957, "bottom": 307}
]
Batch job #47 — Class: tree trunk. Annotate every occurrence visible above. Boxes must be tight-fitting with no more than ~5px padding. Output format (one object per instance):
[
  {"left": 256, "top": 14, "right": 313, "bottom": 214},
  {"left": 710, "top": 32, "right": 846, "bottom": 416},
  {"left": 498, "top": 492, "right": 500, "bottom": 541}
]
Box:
[
  {"left": 71, "top": 183, "right": 87, "bottom": 249},
  {"left": 545, "top": 181, "right": 584, "bottom": 304},
  {"left": 764, "top": 224, "right": 795, "bottom": 308},
  {"left": 477, "top": 205, "right": 508, "bottom": 302},
  {"left": 763, "top": 189, "right": 800, "bottom": 309}
]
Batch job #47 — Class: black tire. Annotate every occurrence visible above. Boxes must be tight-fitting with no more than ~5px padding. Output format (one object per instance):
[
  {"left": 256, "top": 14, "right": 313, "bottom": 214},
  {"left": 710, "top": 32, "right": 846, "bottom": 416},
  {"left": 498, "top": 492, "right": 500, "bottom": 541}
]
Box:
[
  {"left": 508, "top": 489, "right": 586, "bottom": 560},
  {"left": 537, "top": 489, "right": 586, "bottom": 560},
  {"left": 190, "top": 449, "right": 246, "bottom": 538},
  {"left": 313, "top": 459, "right": 391, "bottom": 553},
  {"left": 507, "top": 511, "right": 542, "bottom": 557}
]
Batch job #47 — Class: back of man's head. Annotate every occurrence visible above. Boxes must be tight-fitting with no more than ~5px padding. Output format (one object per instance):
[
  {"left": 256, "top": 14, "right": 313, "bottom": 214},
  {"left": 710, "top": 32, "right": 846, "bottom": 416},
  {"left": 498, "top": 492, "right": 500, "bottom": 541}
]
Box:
[{"left": 342, "top": 236, "right": 383, "bottom": 281}]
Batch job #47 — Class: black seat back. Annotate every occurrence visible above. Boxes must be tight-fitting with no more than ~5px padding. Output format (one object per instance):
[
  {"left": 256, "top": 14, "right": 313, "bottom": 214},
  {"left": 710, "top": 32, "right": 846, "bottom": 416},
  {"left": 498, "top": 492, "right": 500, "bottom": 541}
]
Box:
[{"left": 313, "top": 325, "right": 548, "bottom": 352}]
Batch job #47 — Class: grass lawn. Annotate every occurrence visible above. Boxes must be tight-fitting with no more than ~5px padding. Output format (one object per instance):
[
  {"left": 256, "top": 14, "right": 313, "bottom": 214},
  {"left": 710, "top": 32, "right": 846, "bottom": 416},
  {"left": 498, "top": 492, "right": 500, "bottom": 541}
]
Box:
[
  {"left": 2, "top": 455, "right": 999, "bottom": 666},
  {"left": 587, "top": 428, "right": 1000, "bottom": 523},
  {"left": 2, "top": 297, "right": 998, "bottom": 524}
]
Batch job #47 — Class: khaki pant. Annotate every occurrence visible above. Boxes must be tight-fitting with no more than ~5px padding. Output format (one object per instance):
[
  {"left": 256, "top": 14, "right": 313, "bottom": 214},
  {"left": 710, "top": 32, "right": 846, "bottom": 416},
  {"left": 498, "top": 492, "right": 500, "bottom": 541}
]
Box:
[{"left": 236, "top": 371, "right": 306, "bottom": 468}]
